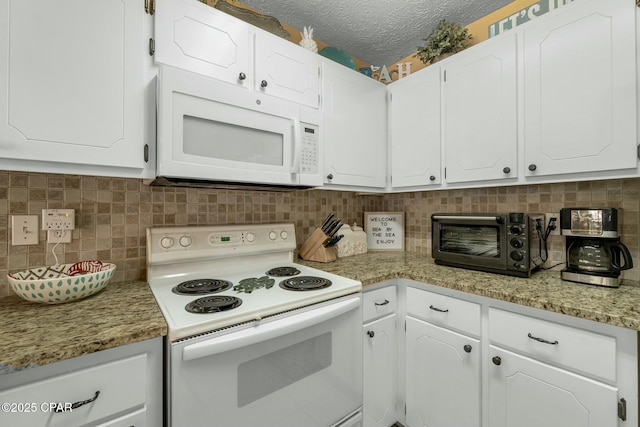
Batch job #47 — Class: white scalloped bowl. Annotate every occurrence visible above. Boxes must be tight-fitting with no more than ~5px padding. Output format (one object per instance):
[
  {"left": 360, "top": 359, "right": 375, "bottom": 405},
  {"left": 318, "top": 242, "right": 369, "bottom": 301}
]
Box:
[{"left": 7, "top": 261, "right": 116, "bottom": 304}]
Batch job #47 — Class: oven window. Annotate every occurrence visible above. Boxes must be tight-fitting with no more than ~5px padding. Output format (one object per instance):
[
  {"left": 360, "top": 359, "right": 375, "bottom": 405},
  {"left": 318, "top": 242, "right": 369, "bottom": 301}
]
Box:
[
  {"left": 439, "top": 225, "right": 500, "bottom": 257},
  {"left": 237, "top": 332, "right": 332, "bottom": 407},
  {"left": 183, "top": 115, "right": 284, "bottom": 166}
]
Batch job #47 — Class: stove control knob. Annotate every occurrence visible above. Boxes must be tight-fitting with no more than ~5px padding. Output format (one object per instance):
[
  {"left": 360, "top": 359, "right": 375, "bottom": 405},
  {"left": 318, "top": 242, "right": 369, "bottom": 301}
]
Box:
[
  {"left": 179, "top": 235, "right": 192, "bottom": 247},
  {"left": 280, "top": 231, "right": 289, "bottom": 240},
  {"left": 510, "top": 238, "right": 523, "bottom": 248},
  {"left": 269, "top": 231, "right": 277, "bottom": 240},
  {"left": 160, "top": 236, "right": 174, "bottom": 249},
  {"left": 510, "top": 225, "right": 523, "bottom": 235},
  {"left": 246, "top": 232, "right": 256, "bottom": 243}
]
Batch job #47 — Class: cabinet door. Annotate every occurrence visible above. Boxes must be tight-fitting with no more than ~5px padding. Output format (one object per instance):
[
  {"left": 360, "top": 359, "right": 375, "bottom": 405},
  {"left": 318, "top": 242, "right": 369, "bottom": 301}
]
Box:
[
  {"left": 443, "top": 34, "right": 517, "bottom": 184},
  {"left": 406, "top": 316, "right": 480, "bottom": 427},
  {"left": 254, "top": 31, "right": 320, "bottom": 108},
  {"left": 488, "top": 346, "right": 619, "bottom": 427},
  {"left": 323, "top": 60, "right": 387, "bottom": 189},
  {"left": 154, "top": 0, "right": 251, "bottom": 87},
  {"left": 389, "top": 66, "right": 441, "bottom": 188},
  {"left": 363, "top": 314, "right": 397, "bottom": 427},
  {"left": 523, "top": 0, "right": 637, "bottom": 177},
  {"left": 0, "top": 0, "right": 146, "bottom": 170}
]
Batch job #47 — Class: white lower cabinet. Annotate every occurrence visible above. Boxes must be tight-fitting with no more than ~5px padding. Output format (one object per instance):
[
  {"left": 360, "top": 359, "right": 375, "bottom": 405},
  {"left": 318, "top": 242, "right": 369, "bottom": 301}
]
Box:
[
  {"left": 488, "top": 346, "right": 618, "bottom": 427},
  {"left": 405, "top": 317, "right": 480, "bottom": 427},
  {"left": 364, "top": 314, "right": 398, "bottom": 427},
  {"left": 362, "top": 286, "right": 398, "bottom": 427},
  {"left": 365, "top": 280, "right": 638, "bottom": 427},
  {"left": 0, "top": 338, "right": 162, "bottom": 427}
]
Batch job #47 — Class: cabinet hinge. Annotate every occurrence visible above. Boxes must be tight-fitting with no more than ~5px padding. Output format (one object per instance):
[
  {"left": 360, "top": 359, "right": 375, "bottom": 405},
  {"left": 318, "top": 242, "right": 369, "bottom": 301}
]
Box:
[
  {"left": 444, "top": 167, "right": 447, "bottom": 179},
  {"left": 144, "top": 0, "right": 155, "bottom": 15},
  {"left": 637, "top": 145, "right": 640, "bottom": 159},
  {"left": 618, "top": 398, "right": 627, "bottom": 421},
  {"left": 444, "top": 70, "right": 447, "bottom": 82},
  {"left": 149, "top": 38, "right": 155, "bottom": 56},
  {"left": 144, "top": 144, "right": 150, "bottom": 163}
]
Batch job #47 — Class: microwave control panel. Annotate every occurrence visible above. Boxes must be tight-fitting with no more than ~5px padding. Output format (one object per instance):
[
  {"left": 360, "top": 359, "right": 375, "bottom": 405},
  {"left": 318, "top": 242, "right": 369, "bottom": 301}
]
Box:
[{"left": 300, "top": 124, "right": 319, "bottom": 175}]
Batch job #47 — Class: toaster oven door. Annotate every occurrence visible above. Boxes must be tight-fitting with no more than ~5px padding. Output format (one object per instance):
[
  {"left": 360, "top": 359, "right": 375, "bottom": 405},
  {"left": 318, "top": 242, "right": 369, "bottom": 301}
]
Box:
[{"left": 432, "top": 214, "right": 508, "bottom": 272}]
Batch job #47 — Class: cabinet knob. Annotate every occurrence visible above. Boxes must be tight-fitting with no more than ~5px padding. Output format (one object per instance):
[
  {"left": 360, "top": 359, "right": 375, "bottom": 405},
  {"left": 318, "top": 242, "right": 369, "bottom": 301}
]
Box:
[
  {"left": 429, "top": 175, "right": 436, "bottom": 181},
  {"left": 503, "top": 167, "right": 511, "bottom": 174},
  {"left": 367, "top": 330, "right": 375, "bottom": 338},
  {"left": 261, "top": 80, "right": 268, "bottom": 88},
  {"left": 238, "top": 72, "right": 246, "bottom": 81},
  {"left": 327, "top": 174, "right": 334, "bottom": 180},
  {"left": 528, "top": 164, "right": 537, "bottom": 171},
  {"left": 463, "top": 344, "right": 472, "bottom": 353},
  {"left": 492, "top": 356, "right": 502, "bottom": 366}
]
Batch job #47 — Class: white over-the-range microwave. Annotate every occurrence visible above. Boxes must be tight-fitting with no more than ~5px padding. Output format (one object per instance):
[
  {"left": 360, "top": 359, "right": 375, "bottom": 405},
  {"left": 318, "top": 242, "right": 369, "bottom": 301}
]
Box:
[{"left": 152, "top": 65, "right": 322, "bottom": 190}]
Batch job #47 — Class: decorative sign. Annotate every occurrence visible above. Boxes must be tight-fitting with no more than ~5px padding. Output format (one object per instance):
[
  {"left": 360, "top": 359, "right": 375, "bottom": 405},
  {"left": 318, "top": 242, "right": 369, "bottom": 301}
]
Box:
[
  {"left": 488, "top": 0, "right": 574, "bottom": 37},
  {"left": 364, "top": 212, "right": 405, "bottom": 251}
]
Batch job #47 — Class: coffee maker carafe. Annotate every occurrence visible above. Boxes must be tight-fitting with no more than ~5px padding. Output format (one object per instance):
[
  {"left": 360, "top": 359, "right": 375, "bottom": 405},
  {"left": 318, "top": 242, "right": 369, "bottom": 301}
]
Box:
[{"left": 560, "top": 208, "right": 633, "bottom": 287}]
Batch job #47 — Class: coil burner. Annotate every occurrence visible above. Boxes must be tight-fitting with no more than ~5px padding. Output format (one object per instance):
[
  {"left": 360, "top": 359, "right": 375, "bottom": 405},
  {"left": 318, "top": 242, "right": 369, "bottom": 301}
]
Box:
[
  {"left": 265, "top": 266, "right": 301, "bottom": 277},
  {"left": 279, "top": 276, "right": 332, "bottom": 291},
  {"left": 185, "top": 296, "right": 243, "bottom": 314},
  {"left": 173, "top": 279, "right": 233, "bottom": 295}
]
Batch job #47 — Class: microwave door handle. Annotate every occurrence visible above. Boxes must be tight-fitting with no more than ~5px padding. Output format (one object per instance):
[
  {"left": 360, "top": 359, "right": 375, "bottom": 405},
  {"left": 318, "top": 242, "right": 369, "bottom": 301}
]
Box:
[{"left": 290, "top": 118, "right": 301, "bottom": 174}]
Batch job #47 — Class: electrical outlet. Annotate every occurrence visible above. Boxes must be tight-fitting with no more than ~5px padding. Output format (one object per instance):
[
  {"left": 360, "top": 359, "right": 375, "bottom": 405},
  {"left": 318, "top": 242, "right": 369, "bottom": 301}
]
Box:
[
  {"left": 11, "top": 215, "right": 39, "bottom": 245},
  {"left": 545, "top": 212, "right": 560, "bottom": 236},
  {"left": 42, "top": 209, "right": 75, "bottom": 243}
]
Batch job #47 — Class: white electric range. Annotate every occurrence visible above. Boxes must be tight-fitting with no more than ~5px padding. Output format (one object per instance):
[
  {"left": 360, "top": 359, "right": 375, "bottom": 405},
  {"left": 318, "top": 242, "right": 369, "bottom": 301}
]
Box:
[{"left": 147, "top": 223, "right": 364, "bottom": 427}]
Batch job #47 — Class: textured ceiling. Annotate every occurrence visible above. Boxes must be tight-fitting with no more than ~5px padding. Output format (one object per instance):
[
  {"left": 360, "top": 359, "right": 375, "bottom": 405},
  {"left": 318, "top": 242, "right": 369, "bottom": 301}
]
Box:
[{"left": 241, "top": 0, "right": 513, "bottom": 66}]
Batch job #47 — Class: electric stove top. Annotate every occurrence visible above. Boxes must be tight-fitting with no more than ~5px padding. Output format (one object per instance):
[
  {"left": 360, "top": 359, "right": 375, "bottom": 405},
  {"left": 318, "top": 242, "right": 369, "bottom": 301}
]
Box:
[{"left": 146, "top": 224, "right": 361, "bottom": 341}]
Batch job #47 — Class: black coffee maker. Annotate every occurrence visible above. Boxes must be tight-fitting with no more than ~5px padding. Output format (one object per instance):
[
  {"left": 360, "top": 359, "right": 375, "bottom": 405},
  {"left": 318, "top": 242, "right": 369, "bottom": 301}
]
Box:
[{"left": 560, "top": 207, "right": 633, "bottom": 287}]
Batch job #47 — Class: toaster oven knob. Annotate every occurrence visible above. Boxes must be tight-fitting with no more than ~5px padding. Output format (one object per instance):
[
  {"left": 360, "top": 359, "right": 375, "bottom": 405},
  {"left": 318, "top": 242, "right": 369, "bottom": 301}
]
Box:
[
  {"left": 160, "top": 236, "right": 174, "bottom": 249},
  {"left": 510, "top": 251, "right": 524, "bottom": 262},
  {"left": 510, "top": 225, "right": 523, "bottom": 235},
  {"left": 510, "top": 238, "right": 523, "bottom": 248}
]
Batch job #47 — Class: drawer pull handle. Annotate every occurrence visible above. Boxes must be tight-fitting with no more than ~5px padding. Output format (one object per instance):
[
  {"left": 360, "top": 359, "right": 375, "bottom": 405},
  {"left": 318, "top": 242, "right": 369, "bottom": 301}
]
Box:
[
  {"left": 374, "top": 299, "right": 390, "bottom": 306},
  {"left": 56, "top": 391, "right": 100, "bottom": 412},
  {"left": 429, "top": 305, "right": 449, "bottom": 313},
  {"left": 528, "top": 333, "right": 558, "bottom": 345}
]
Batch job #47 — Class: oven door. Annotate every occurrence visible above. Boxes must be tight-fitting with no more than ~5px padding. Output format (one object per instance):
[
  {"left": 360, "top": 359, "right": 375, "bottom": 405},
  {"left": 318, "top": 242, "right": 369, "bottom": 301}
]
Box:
[
  {"left": 157, "top": 65, "right": 308, "bottom": 187},
  {"left": 432, "top": 214, "right": 508, "bottom": 272},
  {"left": 169, "top": 295, "right": 363, "bottom": 427}
]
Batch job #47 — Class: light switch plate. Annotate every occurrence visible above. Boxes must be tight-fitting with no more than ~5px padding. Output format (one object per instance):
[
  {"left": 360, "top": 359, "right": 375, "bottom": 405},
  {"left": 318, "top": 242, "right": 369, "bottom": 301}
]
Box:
[{"left": 11, "top": 215, "right": 39, "bottom": 245}]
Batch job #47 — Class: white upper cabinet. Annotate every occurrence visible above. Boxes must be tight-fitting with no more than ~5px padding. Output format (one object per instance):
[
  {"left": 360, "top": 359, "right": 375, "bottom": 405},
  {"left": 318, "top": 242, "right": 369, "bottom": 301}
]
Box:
[
  {"left": 443, "top": 33, "right": 518, "bottom": 184},
  {"left": 254, "top": 31, "right": 320, "bottom": 108},
  {"left": 322, "top": 59, "right": 387, "bottom": 189},
  {"left": 0, "top": 0, "right": 151, "bottom": 176},
  {"left": 154, "top": 0, "right": 251, "bottom": 88},
  {"left": 154, "top": 0, "right": 320, "bottom": 108},
  {"left": 522, "top": 0, "right": 637, "bottom": 178},
  {"left": 388, "top": 64, "right": 442, "bottom": 189}
]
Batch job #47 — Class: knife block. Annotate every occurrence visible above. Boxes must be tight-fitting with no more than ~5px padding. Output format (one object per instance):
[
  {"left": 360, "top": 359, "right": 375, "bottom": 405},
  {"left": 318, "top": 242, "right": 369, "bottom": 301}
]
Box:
[{"left": 299, "top": 228, "right": 337, "bottom": 263}]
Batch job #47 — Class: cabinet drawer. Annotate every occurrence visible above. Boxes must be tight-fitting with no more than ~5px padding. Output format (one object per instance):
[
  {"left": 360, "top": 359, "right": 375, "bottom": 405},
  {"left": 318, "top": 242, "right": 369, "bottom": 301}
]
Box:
[
  {"left": 363, "top": 286, "right": 397, "bottom": 323},
  {"left": 489, "top": 308, "right": 617, "bottom": 382},
  {"left": 406, "top": 287, "right": 481, "bottom": 336},
  {"left": 0, "top": 354, "right": 147, "bottom": 427}
]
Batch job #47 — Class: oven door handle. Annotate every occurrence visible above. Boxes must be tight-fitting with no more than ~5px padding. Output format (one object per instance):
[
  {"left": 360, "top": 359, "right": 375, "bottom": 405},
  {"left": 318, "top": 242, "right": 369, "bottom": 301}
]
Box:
[
  {"left": 432, "top": 215, "right": 501, "bottom": 222},
  {"left": 182, "top": 296, "right": 361, "bottom": 361}
]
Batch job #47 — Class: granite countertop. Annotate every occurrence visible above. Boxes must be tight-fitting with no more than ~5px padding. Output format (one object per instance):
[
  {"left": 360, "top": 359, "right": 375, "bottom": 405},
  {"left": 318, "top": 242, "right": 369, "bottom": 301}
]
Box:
[
  {"left": 297, "top": 252, "right": 640, "bottom": 331},
  {"left": 4, "top": 251, "right": 640, "bottom": 373},
  {"left": 0, "top": 280, "right": 167, "bottom": 373}
]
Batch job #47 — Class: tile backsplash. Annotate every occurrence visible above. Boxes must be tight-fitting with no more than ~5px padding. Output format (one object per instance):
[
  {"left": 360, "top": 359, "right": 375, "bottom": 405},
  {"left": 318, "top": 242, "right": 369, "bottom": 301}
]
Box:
[{"left": 1, "top": 171, "right": 639, "bottom": 297}]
